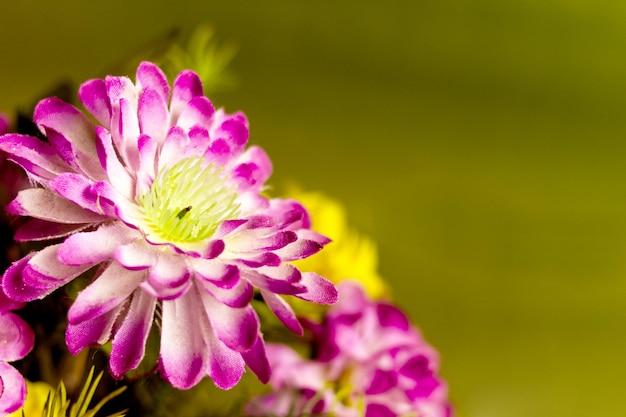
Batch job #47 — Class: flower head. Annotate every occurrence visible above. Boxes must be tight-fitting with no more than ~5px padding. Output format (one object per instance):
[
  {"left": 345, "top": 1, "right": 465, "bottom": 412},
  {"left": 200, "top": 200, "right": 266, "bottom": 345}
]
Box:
[
  {"left": 246, "top": 282, "right": 451, "bottom": 417},
  {"left": 0, "top": 62, "right": 337, "bottom": 390},
  {"left": 0, "top": 289, "right": 35, "bottom": 414}
]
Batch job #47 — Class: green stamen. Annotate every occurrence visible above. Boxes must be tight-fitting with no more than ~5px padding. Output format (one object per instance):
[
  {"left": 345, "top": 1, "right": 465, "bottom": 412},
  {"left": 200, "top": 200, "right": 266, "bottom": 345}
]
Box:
[{"left": 139, "top": 157, "right": 240, "bottom": 244}]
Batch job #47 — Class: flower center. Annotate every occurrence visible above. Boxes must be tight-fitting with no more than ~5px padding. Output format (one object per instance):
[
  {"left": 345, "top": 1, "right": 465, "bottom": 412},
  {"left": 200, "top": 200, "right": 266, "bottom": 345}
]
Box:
[{"left": 139, "top": 156, "right": 240, "bottom": 245}]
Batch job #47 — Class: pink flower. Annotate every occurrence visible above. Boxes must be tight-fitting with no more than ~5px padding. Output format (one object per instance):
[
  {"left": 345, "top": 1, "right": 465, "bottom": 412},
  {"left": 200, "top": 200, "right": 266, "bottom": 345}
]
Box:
[
  {"left": 0, "top": 289, "right": 34, "bottom": 414},
  {"left": 0, "top": 62, "right": 337, "bottom": 390},
  {"left": 246, "top": 282, "right": 452, "bottom": 417}
]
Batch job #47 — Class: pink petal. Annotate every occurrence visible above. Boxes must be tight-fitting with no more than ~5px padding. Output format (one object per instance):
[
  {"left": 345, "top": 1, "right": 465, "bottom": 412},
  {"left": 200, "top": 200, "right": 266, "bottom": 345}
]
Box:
[
  {"left": 95, "top": 127, "right": 134, "bottom": 199},
  {"left": 159, "top": 290, "right": 207, "bottom": 389},
  {"left": 241, "top": 334, "right": 271, "bottom": 384},
  {"left": 33, "top": 98, "right": 104, "bottom": 179},
  {"left": 136, "top": 62, "right": 170, "bottom": 103},
  {"left": 169, "top": 70, "right": 203, "bottom": 125},
  {"left": 231, "top": 146, "right": 272, "bottom": 192},
  {"left": 114, "top": 240, "right": 157, "bottom": 270},
  {"left": 177, "top": 96, "right": 214, "bottom": 130},
  {"left": 260, "top": 290, "right": 302, "bottom": 335},
  {"left": 79, "top": 78, "right": 112, "bottom": 127},
  {"left": 68, "top": 263, "right": 145, "bottom": 325},
  {"left": 294, "top": 272, "right": 338, "bottom": 305},
  {"left": 158, "top": 126, "right": 188, "bottom": 171},
  {"left": 0, "top": 362, "right": 27, "bottom": 414},
  {"left": 0, "top": 134, "right": 69, "bottom": 181},
  {"left": 66, "top": 304, "right": 123, "bottom": 354},
  {"left": 203, "top": 324, "right": 245, "bottom": 390},
  {"left": 190, "top": 259, "right": 239, "bottom": 289},
  {"left": 200, "top": 292, "right": 259, "bottom": 352},
  {"left": 146, "top": 254, "right": 190, "bottom": 292},
  {"left": 110, "top": 289, "right": 157, "bottom": 377},
  {"left": 0, "top": 312, "right": 34, "bottom": 361},
  {"left": 198, "top": 273, "right": 253, "bottom": 308},
  {"left": 138, "top": 87, "right": 169, "bottom": 145},
  {"left": 58, "top": 222, "right": 133, "bottom": 266}
]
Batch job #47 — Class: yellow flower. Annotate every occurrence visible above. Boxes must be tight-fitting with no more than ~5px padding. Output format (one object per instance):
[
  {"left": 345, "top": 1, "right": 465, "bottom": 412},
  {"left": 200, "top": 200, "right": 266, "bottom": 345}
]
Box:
[
  {"left": 287, "top": 188, "right": 389, "bottom": 300},
  {"left": 8, "top": 380, "right": 54, "bottom": 417}
]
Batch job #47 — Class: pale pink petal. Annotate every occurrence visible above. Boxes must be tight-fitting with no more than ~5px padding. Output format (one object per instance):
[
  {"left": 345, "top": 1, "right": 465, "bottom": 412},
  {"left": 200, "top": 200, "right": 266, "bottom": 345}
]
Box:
[
  {"left": 158, "top": 126, "right": 188, "bottom": 171},
  {"left": 58, "top": 223, "right": 134, "bottom": 266},
  {"left": 198, "top": 273, "right": 254, "bottom": 308},
  {"left": 146, "top": 254, "right": 190, "bottom": 292},
  {"left": 8, "top": 188, "right": 108, "bottom": 224},
  {"left": 114, "top": 240, "right": 157, "bottom": 270},
  {"left": 68, "top": 263, "right": 145, "bottom": 325}
]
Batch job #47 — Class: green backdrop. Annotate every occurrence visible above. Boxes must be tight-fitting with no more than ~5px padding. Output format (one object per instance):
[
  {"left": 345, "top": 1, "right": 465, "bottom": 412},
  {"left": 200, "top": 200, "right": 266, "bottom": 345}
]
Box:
[{"left": 1, "top": 1, "right": 625, "bottom": 416}]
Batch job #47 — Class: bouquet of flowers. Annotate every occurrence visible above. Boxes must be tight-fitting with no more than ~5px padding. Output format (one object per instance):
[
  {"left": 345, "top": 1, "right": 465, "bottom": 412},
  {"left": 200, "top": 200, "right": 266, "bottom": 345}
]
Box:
[{"left": 0, "top": 28, "right": 451, "bottom": 417}]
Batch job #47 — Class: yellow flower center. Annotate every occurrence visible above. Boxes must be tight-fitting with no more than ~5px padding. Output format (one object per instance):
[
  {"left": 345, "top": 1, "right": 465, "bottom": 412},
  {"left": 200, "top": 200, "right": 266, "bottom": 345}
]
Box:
[{"left": 139, "top": 156, "right": 240, "bottom": 245}]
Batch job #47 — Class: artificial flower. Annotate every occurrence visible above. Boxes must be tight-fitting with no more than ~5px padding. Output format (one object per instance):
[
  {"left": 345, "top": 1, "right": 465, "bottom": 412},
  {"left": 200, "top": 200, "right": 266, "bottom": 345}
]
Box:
[
  {"left": 0, "top": 289, "right": 35, "bottom": 415},
  {"left": 0, "top": 62, "right": 337, "bottom": 390},
  {"left": 246, "top": 282, "right": 451, "bottom": 417}
]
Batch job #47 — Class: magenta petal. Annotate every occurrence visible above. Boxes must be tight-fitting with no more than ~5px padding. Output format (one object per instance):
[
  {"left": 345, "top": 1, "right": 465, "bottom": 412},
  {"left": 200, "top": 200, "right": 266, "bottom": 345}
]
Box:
[
  {"left": 294, "top": 273, "right": 338, "bottom": 305},
  {"left": 136, "top": 62, "right": 170, "bottom": 102},
  {"left": 23, "top": 244, "right": 90, "bottom": 288},
  {"left": 365, "top": 403, "right": 396, "bottom": 417},
  {"left": 377, "top": 303, "right": 410, "bottom": 331},
  {"left": 0, "top": 312, "right": 34, "bottom": 361},
  {"left": 366, "top": 369, "right": 398, "bottom": 395},
  {"left": 199, "top": 275, "right": 253, "bottom": 308},
  {"left": 177, "top": 96, "right": 215, "bottom": 130},
  {"left": 34, "top": 98, "right": 102, "bottom": 179},
  {"left": 0, "top": 134, "right": 69, "bottom": 181},
  {"left": 68, "top": 263, "right": 145, "bottom": 325},
  {"left": 241, "top": 334, "right": 271, "bottom": 384},
  {"left": 138, "top": 87, "right": 169, "bottom": 144},
  {"left": 66, "top": 304, "right": 122, "bottom": 354},
  {"left": 0, "top": 362, "right": 27, "bottom": 414},
  {"left": 204, "top": 326, "right": 245, "bottom": 390},
  {"left": 201, "top": 293, "right": 259, "bottom": 352},
  {"left": 79, "top": 78, "right": 112, "bottom": 127},
  {"left": 170, "top": 70, "right": 203, "bottom": 124},
  {"left": 110, "top": 290, "right": 156, "bottom": 378},
  {"left": 95, "top": 127, "right": 134, "bottom": 198},
  {"left": 191, "top": 259, "right": 239, "bottom": 289},
  {"left": 260, "top": 290, "right": 303, "bottom": 335},
  {"left": 159, "top": 291, "right": 207, "bottom": 389},
  {"left": 147, "top": 255, "right": 190, "bottom": 290}
]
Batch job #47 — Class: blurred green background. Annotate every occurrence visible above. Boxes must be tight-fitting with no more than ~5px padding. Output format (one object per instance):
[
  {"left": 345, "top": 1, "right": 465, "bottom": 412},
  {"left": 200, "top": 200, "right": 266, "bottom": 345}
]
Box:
[{"left": 2, "top": 1, "right": 625, "bottom": 416}]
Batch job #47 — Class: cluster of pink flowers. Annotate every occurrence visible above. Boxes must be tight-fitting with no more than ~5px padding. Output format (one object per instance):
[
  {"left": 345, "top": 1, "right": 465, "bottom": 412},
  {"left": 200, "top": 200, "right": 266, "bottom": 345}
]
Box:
[{"left": 246, "top": 282, "right": 451, "bottom": 417}]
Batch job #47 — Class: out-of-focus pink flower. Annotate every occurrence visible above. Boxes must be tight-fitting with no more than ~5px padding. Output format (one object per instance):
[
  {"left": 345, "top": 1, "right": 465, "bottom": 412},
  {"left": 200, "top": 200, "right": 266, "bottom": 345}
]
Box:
[
  {"left": 0, "top": 289, "right": 34, "bottom": 415},
  {"left": 0, "top": 62, "right": 337, "bottom": 390},
  {"left": 246, "top": 282, "right": 452, "bottom": 417}
]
